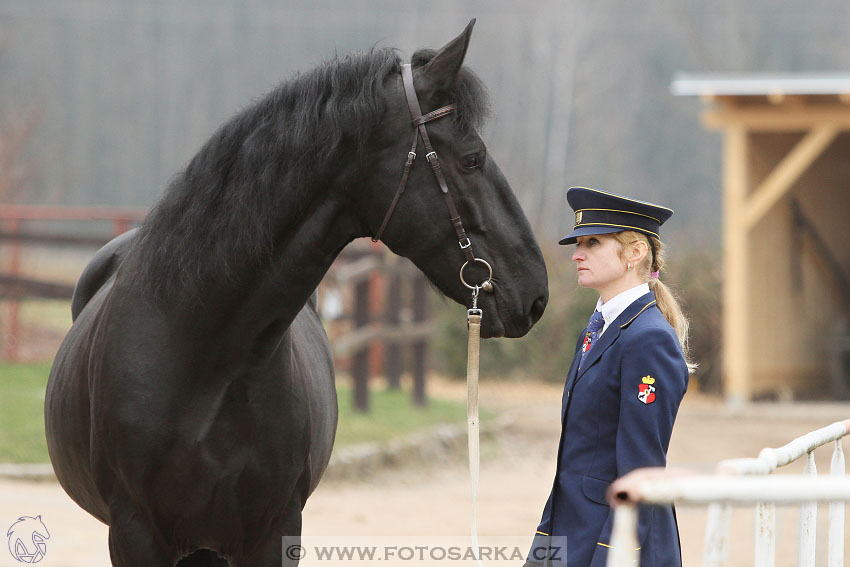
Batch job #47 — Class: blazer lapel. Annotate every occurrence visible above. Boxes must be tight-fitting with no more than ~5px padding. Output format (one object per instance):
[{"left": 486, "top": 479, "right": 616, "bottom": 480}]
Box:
[
  {"left": 575, "top": 292, "right": 657, "bottom": 380},
  {"left": 563, "top": 339, "right": 584, "bottom": 392}
]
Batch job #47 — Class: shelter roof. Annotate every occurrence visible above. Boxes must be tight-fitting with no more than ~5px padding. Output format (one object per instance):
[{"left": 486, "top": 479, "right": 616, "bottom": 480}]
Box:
[{"left": 670, "top": 72, "right": 850, "bottom": 97}]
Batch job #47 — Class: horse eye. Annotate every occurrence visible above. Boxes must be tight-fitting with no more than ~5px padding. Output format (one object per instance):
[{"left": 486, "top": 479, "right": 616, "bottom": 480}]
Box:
[{"left": 462, "top": 155, "right": 480, "bottom": 169}]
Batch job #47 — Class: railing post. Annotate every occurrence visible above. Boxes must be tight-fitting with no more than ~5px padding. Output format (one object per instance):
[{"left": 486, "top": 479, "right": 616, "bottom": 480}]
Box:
[
  {"left": 606, "top": 503, "right": 640, "bottom": 567},
  {"left": 829, "top": 438, "right": 845, "bottom": 567},
  {"left": 754, "top": 502, "right": 776, "bottom": 567},
  {"left": 704, "top": 502, "right": 732, "bottom": 567},
  {"left": 798, "top": 451, "right": 817, "bottom": 567}
]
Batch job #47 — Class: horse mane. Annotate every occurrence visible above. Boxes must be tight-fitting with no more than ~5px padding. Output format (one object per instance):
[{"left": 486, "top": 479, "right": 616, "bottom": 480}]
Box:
[{"left": 133, "top": 46, "right": 489, "bottom": 303}]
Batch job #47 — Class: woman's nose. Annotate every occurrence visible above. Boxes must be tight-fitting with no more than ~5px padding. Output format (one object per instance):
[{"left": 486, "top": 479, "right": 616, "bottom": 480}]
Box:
[{"left": 572, "top": 248, "right": 583, "bottom": 262}]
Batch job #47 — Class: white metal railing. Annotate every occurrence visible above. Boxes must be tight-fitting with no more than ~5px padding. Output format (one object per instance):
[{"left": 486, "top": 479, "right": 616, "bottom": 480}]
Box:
[{"left": 606, "top": 419, "right": 850, "bottom": 567}]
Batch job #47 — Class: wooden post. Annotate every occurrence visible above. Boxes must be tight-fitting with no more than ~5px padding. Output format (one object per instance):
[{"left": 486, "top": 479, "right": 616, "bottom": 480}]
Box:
[
  {"left": 411, "top": 273, "right": 428, "bottom": 406},
  {"left": 723, "top": 126, "right": 750, "bottom": 406},
  {"left": 384, "top": 271, "right": 403, "bottom": 390},
  {"left": 368, "top": 270, "right": 384, "bottom": 383},
  {"left": 113, "top": 217, "right": 130, "bottom": 237},
  {"left": 352, "top": 278, "right": 370, "bottom": 412}
]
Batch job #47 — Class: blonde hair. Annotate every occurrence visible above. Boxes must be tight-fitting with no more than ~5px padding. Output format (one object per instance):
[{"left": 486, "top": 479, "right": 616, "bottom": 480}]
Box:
[{"left": 612, "top": 231, "right": 694, "bottom": 368}]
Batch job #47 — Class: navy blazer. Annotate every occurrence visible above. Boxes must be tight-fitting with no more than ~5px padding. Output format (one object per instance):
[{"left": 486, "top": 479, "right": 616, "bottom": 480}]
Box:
[{"left": 528, "top": 291, "right": 688, "bottom": 567}]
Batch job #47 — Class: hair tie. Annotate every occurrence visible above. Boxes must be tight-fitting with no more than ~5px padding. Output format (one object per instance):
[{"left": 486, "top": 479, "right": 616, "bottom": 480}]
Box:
[{"left": 651, "top": 271, "right": 660, "bottom": 279}]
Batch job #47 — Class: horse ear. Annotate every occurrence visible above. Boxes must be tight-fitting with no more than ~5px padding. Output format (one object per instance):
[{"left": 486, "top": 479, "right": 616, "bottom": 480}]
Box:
[{"left": 420, "top": 19, "right": 475, "bottom": 94}]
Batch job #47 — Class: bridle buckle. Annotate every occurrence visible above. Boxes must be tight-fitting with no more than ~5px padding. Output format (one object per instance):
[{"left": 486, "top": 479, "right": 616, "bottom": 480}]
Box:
[{"left": 459, "top": 238, "right": 472, "bottom": 250}]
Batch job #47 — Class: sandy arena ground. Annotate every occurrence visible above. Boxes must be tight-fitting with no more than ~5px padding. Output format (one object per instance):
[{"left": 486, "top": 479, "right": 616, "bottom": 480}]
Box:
[{"left": 1, "top": 379, "right": 849, "bottom": 566}]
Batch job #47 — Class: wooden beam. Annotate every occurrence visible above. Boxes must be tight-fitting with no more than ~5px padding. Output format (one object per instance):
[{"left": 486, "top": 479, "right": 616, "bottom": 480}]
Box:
[
  {"left": 0, "top": 275, "right": 75, "bottom": 300},
  {"left": 332, "top": 322, "right": 434, "bottom": 356},
  {"left": 0, "top": 230, "right": 112, "bottom": 247},
  {"left": 722, "top": 126, "right": 750, "bottom": 405},
  {"left": 0, "top": 205, "right": 147, "bottom": 221},
  {"left": 743, "top": 126, "right": 838, "bottom": 229},
  {"left": 767, "top": 92, "right": 785, "bottom": 105},
  {"left": 702, "top": 106, "right": 850, "bottom": 131}
]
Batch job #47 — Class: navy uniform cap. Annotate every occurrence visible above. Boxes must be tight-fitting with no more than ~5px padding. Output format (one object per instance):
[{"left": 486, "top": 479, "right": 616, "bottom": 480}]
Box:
[{"left": 559, "top": 187, "right": 674, "bottom": 245}]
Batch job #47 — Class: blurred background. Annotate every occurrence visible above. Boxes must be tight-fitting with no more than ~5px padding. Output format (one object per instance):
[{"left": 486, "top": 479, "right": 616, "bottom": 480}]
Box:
[
  {"left": 4, "top": 0, "right": 850, "bottom": 395},
  {"left": 3, "top": 1, "right": 850, "bottom": 565}
]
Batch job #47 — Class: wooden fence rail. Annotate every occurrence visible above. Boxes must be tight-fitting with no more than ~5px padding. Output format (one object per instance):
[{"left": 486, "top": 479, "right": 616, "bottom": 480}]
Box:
[
  {"left": 1, "top": 208, "right": 431, "bottom": 411},
  {"left": 0, "top": 205, "right": 146, "bottom": 360}
]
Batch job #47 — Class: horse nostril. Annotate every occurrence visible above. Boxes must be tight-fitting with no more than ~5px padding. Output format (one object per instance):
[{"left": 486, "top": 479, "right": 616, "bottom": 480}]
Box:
[{"left": 530, "top": 295, "right": 547, "bottom": 325}]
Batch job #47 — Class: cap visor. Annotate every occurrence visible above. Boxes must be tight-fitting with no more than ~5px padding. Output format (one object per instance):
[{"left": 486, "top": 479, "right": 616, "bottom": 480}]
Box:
[{"left": 558, "top": 225, "right": 625, "bottom": 245}]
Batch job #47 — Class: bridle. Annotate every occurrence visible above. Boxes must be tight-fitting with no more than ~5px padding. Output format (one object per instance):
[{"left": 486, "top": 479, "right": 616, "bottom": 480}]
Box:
[{"left": 372, "top": 63, "right": 493, "bottom": 296}]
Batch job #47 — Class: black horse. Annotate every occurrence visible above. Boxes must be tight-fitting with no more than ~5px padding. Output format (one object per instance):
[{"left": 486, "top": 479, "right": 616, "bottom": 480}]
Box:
[{"left": 46, "top": 21, "right": 548, "bottom": 567}]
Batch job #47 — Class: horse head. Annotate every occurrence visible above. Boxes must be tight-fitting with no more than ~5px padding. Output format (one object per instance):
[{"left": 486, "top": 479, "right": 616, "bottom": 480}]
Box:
[{"left": 354, "top": 20, "right": 548, "bottom": 338}]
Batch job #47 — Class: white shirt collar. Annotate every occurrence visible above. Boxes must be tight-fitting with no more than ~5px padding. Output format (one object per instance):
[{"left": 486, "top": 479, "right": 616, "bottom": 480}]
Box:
[{"left": 595, "top": 283, "right": 650, "bottom": 336}]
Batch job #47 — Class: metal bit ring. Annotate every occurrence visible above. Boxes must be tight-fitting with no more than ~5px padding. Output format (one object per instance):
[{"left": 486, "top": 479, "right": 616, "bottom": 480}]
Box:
[{"left": 460, "top": 258, "right": 494, "bottom": 293}]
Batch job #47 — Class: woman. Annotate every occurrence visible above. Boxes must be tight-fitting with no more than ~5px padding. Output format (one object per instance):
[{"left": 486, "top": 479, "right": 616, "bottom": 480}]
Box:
[{"left": 527, "top": 187, "right": 691, "bottom": 567}]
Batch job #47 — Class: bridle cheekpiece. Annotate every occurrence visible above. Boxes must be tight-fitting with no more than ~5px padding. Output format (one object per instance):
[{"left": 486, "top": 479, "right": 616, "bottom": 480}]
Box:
[{"left": 372, "top": 63, "right": 493, "bottom": 294}]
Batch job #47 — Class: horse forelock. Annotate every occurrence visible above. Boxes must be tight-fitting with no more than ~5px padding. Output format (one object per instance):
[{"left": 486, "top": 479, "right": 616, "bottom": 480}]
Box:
[{"left": 411, "top": 48, "right": 491, "bottom": 134}]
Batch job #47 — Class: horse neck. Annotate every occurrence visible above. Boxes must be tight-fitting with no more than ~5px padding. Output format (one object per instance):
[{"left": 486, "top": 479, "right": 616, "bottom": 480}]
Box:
[
  {"left": 228, "top": 192, "right": 355, "bottom": 338},
  {"left": 131, "top": 177, "right": 361, "bottom": 354}
]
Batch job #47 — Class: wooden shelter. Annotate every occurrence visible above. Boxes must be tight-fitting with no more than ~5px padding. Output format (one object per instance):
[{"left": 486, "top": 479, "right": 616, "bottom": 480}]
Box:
[{"left": 672, "top": 73, "right": 850, "bottom": 402}]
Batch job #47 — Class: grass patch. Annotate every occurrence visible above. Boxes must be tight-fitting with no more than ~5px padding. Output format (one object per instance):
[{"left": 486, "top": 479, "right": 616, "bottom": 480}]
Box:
[
  {"left": 0, "top": 363, "right": 483, "bottom": 462},
  {"left": 19, "top": 299, "right": 73, "bottom": 332},
  {"left": 334, "top": 385, "right": 475, "bottom": 447},
  {"left": 0, "top": 362, "right": 51, "bottom": 463}
]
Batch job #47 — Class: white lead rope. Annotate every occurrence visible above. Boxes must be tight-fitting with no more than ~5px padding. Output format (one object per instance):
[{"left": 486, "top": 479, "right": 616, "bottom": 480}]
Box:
[{"left": 467, "top": 288, "right": 483, "bottom": 567}]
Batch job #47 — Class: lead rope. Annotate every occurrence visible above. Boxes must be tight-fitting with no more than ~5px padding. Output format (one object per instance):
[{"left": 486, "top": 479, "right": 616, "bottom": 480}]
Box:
[{"left": 467, "top": 287, "right": 483, "bottom": 567}]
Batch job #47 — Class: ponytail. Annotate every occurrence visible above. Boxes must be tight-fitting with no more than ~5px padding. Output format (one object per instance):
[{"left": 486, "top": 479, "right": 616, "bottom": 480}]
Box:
[{"left": 613, "top": 231, "right": 696, "bottom": 371}]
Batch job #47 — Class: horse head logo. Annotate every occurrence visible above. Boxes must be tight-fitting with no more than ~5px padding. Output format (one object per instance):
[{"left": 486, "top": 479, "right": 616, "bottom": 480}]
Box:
[{"left": 6, "top": 516, "right": 50, "bottom": 564}]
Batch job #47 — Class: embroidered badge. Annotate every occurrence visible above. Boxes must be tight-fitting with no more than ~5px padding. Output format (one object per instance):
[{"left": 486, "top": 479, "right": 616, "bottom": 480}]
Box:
[
  {"left": 575, "top": 211, "right": 583, "bottom": 225},
  {"left": 638, "top": 375, "right": 656, "bottom": 404}
]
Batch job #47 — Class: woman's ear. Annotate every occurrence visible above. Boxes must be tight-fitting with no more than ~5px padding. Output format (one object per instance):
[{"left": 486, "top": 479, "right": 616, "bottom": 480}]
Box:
[{"left": 628, "top": 239, "right": 649, "bottom": 265}]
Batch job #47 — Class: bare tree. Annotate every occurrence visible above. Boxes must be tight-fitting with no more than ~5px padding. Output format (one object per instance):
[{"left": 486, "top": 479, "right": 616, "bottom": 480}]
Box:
[
  {"left": 0, "top": 110, "right": 40, "bottom": 203},
  {"left": 0, "top": 35, "right": 41, "bottom": 204}
]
